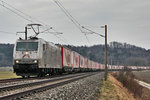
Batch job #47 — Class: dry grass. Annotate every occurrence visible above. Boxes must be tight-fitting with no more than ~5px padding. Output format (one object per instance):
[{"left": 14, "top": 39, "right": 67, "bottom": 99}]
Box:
[
  {"left": 141, "top": 88, "right": 150, "bottom": 100},
  {"left": 99, "top": 74, "right": 136, "bottom": 100},
  {"left": 0, "top": 67, "right": 21, "bottom": 79},
  {"left": 0, "top": 67, "right": 13, "bottom": 72},
  {"left": 0, "top": 71, "right": 20, "bottom": 79}
]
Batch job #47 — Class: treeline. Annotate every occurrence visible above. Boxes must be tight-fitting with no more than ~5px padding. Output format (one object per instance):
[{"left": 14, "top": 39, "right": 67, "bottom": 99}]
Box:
[
  {"left": 0, "top": 41, "right": 150, "bottom": 67},
  {"left": 66, "top": 41, "right": 150, "bottom": 66},
  {"left": 0, "top": 44, "right": 14, "bottom": 66}
]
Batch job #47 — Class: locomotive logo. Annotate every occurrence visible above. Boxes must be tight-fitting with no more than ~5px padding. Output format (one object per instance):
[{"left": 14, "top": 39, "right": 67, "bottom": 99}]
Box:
[{"left": 22, "top": 54, "right": 30, "bottom": 59}]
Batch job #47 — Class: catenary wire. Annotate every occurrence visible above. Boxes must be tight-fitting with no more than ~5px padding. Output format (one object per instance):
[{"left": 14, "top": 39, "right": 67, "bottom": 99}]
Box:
[
  {"left": 0, "top": 0, "right": 69, "bottom": 44},
  {"left": 53, "top": 0, "right": 105, "bottom": 42}
]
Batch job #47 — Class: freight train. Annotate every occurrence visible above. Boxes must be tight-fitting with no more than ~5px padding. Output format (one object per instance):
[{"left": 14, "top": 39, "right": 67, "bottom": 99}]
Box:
[{"left": 13, "top": 37, "right": 150, "bottom": 78}]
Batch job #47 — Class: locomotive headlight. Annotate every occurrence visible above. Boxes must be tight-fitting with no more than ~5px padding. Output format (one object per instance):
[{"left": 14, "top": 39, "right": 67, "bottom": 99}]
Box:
[
  {"left": 25, "top": 52, "right": 29, "bottom": 55},
  {"left": 16, "top": 60, "right": 19, "bottom": 63},
  {"left": 34, "top": 60, "right": 37, "bottom": 63}
]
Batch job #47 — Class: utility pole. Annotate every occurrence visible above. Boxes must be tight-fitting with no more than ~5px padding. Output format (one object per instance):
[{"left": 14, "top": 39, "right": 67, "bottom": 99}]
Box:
[
  {"left": 81, "top": 25, "right": 108, "bottom": 81},
  {"left": 16, "top": 25, "right": 28, "bottom": 40},
  {"left": 104, "top": 25, "right": 108, "bottom": 81},
  {"left": 25, "top": 26, "right": 27, "bottom": 40}
]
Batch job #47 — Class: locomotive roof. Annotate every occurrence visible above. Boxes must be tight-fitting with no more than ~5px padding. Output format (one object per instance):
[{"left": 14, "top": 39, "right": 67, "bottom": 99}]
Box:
[{"left": 16, "top": 38, "right": 59, "bottom": 48}]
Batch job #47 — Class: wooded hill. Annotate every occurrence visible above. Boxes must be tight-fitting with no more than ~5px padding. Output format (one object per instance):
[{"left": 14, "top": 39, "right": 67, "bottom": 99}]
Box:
[
  {"left": 0, "top": 44, "right": 13, "bottom": 66},
  {"left": 66, "top": 42, "right": 150, "bottom": 66},
  {"left": 0, "top": 41, "right": 150, "bottom": 67}
]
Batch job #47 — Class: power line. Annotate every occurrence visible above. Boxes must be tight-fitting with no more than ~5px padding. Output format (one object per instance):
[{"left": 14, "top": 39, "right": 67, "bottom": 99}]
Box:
[
  {"left": 53, "top": 0, "right": 102, "bottom": 44},
  {"left": 84, "top": 33, "right": 90, "bottom": 43},
  {"left": 0, "top": 0, "right": 69, "bottom": 43},
  {"left": 81, "top": 26, "right": 105, "bottom": 38},
  {"left": 53, "top": 0, "right": 89, "bottom": 43},
  {"left": 0, "top": 0, "right": 49, "bottom": 26},
  {"left": 0, "top": 0, "right": 47, "bottom": 27},
  {"left": 51, "top": 28, "right": 69, "bottom": 44},
  {"left": 53, "top": 0, "right": 88, "bottom": 33},
  {"left": 42, "top": 28, "right": 68, "bottom": 44},
  {"left": 0, "top": 3, "right": 33, "bottom": 22},
  {"left": 55, "top": 0, "right": 81, "bottom": 28},
  {"left": 53, "top": 0, "right": 105, "bottom": 44},
  {"left": 54, "top": 0, "right": 92, "bottom": 44},
  {"left": 53, "top": 0, "right": 81, "bottom": 29}
]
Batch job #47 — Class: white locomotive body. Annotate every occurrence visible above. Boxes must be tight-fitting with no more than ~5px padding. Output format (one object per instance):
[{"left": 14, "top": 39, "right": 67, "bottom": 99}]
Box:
[{"left": 13, "top": 38, "right": 62, "bottom": 77}]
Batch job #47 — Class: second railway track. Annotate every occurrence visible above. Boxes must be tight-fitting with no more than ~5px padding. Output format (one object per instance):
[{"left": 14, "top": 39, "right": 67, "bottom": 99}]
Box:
[{"left": 0, "top": 72, "right": 97, "bottom": 100}]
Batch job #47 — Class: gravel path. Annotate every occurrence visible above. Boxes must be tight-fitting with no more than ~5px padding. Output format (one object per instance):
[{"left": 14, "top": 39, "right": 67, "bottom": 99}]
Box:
[{"left": 23, "top": 72, "right": 104, "bottom": 100}]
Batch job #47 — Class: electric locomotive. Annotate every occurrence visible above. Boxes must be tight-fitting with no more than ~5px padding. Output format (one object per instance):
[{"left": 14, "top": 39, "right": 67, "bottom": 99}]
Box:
[{"left": 13, "top": 37, "right": 62, "bottom": 78}]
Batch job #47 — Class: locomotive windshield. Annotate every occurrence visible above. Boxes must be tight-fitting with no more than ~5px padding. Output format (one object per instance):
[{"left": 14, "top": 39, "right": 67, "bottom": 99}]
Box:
[{"left": 16, "top": 42, "right": 38, "bottom": 51}]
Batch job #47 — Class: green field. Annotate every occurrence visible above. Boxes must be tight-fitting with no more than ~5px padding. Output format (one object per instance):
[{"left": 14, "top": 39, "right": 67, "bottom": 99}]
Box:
[
  {"left": 0, "top": 71, "right": 21, "bottom": 79},
  {"left": 0, "top": 67, "right": 21, "bottom": 79},
  {"left": 133, "top": 70, "right": 150, "bottom": 84}
]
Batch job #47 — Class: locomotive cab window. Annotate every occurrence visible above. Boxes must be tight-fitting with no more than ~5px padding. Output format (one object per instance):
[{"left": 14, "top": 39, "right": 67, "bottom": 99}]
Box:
[{"left": 16, "top": 42, "right": 38, "bottom": 51}]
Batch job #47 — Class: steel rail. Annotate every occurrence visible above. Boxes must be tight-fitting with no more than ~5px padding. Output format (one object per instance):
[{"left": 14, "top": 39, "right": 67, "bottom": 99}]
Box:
[
  {"left": 0, "top": 72, "right": 88, "bottom": 92},
  {"left": 0, "top": 72, "right": 96, "bottom": 100},
  {"left": 0, "top": 77, "right": 44, "bottom": 84},
  {"left": 0, "top": 72, "right": 87, "bottom": 84}
]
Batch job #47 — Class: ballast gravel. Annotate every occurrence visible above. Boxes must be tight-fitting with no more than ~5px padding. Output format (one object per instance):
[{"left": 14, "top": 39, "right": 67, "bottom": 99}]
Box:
[{"left": 23, "top": 72, "right": 104, "bottom": 100}]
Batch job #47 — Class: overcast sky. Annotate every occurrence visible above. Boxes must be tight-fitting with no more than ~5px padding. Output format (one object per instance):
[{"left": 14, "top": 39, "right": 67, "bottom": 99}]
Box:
[{"left": 0, "top": 0, "right": 150, "bottom": 49}]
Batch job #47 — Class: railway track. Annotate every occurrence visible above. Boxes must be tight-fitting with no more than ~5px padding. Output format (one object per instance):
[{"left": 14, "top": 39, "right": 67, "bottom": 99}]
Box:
[
  {"left": 0, "top": 78, "right": 25, "bottom": 84},
  {"left": 0, "top": 72, "right": 84, "bottom": 84},
  {"left": 0, "top": 72, "right": 97, "bottom": 100},
  {"left": 0, "top": 77, "right": 45, "bottom": 84},
  {"left": 0, "top": 72, "right": 87, "bottom": 92}
]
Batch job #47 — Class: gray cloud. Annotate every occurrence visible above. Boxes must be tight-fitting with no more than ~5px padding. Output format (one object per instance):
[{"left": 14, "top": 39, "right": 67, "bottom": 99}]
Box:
[{"left": 0, "top": 0, "right": 150, "bottom": 49}]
